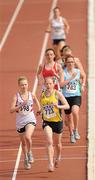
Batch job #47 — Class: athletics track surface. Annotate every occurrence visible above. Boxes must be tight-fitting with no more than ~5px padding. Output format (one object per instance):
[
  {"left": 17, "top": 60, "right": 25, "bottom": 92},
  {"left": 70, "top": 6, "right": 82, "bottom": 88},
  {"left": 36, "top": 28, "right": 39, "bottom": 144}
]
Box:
[{"left": 0, "top": 0, "right": 87, "bottom": 180}]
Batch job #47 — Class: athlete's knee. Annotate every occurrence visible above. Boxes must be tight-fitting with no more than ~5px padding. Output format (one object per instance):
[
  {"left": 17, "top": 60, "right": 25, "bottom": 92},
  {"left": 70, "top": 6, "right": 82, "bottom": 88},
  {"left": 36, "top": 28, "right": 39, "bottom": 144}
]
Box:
[
  {"left": 47, "top": 139, "right": 53, "bottom": 147},
  {"left": 72, "top": 109, "right": 79, "bottom": 117},
  {"left": 21, "top": 140, "right": 26, "bottom": 147},
  {"left": 25, "top": 135, "right": 32, "bottom": 143},
  {"left": 55, "top": 143, "right": 62, "bottom": 151}
]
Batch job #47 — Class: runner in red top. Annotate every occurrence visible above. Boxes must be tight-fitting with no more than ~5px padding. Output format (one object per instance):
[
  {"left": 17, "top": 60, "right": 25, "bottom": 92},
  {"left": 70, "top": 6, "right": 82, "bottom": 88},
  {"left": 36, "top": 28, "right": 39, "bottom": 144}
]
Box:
[{"left": 37, "top": 48, "right": 64, "bottom": 90}]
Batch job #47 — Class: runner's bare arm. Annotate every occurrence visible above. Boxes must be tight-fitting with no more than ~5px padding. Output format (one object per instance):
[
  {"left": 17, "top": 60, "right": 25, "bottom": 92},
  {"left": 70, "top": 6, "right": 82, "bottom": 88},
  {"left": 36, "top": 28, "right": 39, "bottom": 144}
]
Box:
[
  {"left": 57, "top": 63, "right": 64, "bottom": 86},
  {"left": 54, "top": 90, "right": 70, "bottom": 110},
  {"left": 63, "top": 17, "right": 70, "bottom": 34},
  {"left": 32, "top": 94, "right": 41, "bottom": 112},
  {"left": 37, "top": 64, "right": 43, "bottom": 85},
  {"left": 10, "top": 95, "right": 21, "bottom": 113}
]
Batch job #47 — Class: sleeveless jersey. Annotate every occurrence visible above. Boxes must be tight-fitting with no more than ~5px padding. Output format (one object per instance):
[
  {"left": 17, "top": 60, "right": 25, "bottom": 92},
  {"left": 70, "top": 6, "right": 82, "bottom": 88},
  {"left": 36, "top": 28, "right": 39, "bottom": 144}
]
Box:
[
  {"left": 40, "top": 90, "right": 62, "bottom": 122},
  {"left": 51, "top": 16, "right": 66, "bottom": 40},
  {"left": 42, "top": 63, "right": 58, "bottom": 78},
  {"left": 16, "top": 92, "right": 36, "bottom": 130},
  {"left": 42, "top": 63, "right": 59, "bottom": 90},
  {"left": 62, "top": 68, "right": 81, "bottom": 97}
]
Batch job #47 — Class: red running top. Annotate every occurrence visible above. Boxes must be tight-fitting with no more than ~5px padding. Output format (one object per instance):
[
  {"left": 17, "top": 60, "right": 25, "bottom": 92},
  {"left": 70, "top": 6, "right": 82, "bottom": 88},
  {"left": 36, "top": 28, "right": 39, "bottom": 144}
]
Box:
[{"left": 42, "top": 63, "right": 58, "bottom": 78}]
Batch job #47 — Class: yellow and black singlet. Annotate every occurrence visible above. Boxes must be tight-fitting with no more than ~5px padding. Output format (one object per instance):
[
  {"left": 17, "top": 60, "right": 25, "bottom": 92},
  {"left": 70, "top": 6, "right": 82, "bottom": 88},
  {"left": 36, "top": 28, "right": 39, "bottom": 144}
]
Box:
[{"left": 40, "top": 90, "right": 62, "bottom": 122}]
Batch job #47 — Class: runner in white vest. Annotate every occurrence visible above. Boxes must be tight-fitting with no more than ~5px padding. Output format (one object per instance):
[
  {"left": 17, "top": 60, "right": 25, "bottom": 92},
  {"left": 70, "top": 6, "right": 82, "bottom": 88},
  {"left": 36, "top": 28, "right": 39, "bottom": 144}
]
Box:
[
  {"left": 46, "top": 6, "right": 70, "bottom": 60},
  {"left": 10, "top": 76, "right": 41, "bottom": 170}
]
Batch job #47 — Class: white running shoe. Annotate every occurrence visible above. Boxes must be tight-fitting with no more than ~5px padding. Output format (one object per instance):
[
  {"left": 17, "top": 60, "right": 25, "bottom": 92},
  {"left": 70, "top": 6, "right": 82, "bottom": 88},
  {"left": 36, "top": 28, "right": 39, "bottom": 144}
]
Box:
[
  {"left": 74, "top": 129, "right": 80, "bottom": 140},
  {"left": 70, "top": 133, "right": 76, "bottom": 143}
]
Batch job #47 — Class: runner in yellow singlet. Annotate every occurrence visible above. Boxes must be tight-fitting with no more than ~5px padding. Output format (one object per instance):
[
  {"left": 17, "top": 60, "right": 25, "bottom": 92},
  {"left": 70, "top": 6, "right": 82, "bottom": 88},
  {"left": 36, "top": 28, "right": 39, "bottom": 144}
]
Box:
[{"left": 40, "top": 77, "right": 69, "bottom": 172}]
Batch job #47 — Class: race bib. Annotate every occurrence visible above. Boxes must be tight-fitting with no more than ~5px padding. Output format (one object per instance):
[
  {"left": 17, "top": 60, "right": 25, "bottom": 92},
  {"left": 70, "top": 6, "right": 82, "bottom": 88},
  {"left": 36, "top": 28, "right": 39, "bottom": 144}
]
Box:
[
  {"left": 43, "top": 104, "right": 56, "bottom": 119},
  {"left": 19, "top": 101, "right": 32, "bottom": 115},
  {"left": 66, "top": 82, "right": 77, "bottom": 93},
  {"left": 55, "top": 26, "right": 61, "bottom": 32}
]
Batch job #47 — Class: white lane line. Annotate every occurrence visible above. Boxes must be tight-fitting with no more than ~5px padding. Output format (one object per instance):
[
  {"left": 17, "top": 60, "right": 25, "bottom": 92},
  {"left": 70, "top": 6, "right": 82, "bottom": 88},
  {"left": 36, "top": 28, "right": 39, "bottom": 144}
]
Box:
[
  {"left": 12, "top": 143, "right": 22, "bottom": 180},
  {"left": 0, "top": 0, "right": 24, "bottom": 179},
  {"left": 0, "top": 0, "right": 25, "bottom": 51},
  {"left": 12, "top": 0, "right": 58, "bottom": 180},
  {"left": 0, "top": 0, "right": 25, "bottom": 179},
  {"left": 32, "top": 0, "right": 58, "bottom": 94}
]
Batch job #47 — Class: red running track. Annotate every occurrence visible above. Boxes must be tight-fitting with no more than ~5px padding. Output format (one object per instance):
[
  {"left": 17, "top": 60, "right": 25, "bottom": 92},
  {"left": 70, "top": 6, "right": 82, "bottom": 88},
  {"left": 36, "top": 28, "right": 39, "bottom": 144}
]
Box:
[{"left": 0, "top": 0, "right": 88, "bottom": 180}]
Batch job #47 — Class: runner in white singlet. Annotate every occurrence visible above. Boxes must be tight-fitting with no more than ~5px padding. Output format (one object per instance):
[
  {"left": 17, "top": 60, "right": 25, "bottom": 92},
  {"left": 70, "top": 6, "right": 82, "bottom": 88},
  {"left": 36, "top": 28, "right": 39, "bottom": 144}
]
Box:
[
  {"left": 10, "top": 76, "right": 41, "bottom": 170},
  {"left": 46, "top": 6, "right": 70, "bottom": 60}
]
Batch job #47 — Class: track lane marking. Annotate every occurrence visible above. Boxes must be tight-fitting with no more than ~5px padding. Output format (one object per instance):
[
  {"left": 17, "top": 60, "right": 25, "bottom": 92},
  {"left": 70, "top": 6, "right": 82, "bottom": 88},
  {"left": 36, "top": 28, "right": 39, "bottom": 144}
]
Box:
[
  {"left": 12, "top": 0, "right": 58, "bottom": 179},
  {"left": 0, "top": 0, "right": 25, "bottom": 51}
]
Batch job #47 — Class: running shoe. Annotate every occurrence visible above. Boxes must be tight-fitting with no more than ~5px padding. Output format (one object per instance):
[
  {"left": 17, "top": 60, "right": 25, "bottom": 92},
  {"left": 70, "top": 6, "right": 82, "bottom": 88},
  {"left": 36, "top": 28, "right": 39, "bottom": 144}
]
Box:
[
  {"left": 24, "top": 157, "right": 31, "bottom": 170},
  {"left": 54, "top": 155, "right": 61, "bottom": 168},
  {"left": 27, "top": 151, "right": 34, "bottom": 164},
  {"left": 70, "top": 133, "right": 76, "bottom": 143},
  {"left": 74, "top": 129, "right": 80, "bottom": 140}
]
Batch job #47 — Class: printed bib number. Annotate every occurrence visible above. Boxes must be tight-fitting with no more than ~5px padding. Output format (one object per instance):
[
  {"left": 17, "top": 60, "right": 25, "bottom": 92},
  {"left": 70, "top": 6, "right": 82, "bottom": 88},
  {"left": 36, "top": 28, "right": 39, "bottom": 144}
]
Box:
[
  {"left": 66, "top": 82, "right": 77, "bottom": 93},
  {"left": 55, "top": 26, "right": 62, "bottom": 32},
  {"left": 43, "top": 104, "right": 56, "bottom": 118},
  {"left": 19, "top": 103, "right": 32, "bottom": 115}
]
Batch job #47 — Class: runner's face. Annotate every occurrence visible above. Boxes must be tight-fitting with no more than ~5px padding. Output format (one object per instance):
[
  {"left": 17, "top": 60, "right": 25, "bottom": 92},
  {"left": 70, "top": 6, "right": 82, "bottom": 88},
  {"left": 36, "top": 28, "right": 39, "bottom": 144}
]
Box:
[
  {"left": 54, "top": 8, "right": 60, "bottom": 17},
  {"left": 45, "top": 78, "right": 54, "bottom": 91},
  {"left": 45, "top": 50, "right": 55, "bottom": 62},
  {"left": 19, "top": 80, "right": 28, "bottom": 92},
  {"left": 66, "top": 57, "right": 75, "bottom": 68}
]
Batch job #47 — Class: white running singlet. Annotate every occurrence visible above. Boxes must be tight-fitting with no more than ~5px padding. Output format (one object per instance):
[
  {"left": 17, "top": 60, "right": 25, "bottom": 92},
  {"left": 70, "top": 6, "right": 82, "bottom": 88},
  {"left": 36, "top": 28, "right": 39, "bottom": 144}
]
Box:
[{"left": 16, "top": 92, "right": 36, "bottom": 130}]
